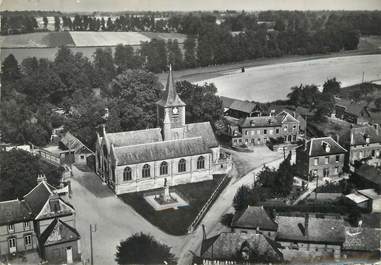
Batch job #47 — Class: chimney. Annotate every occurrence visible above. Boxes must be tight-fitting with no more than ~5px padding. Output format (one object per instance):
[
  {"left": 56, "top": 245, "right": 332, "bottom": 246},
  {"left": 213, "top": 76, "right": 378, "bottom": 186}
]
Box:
[
  {"left": 350, "top": 130, "right": 354, "bottom": 145},
  {"left": 336, "top": 134, "right": 340, "bottom": 144},
  {"left": 202, "top": 224, "right": 207, "bottom": 241}
]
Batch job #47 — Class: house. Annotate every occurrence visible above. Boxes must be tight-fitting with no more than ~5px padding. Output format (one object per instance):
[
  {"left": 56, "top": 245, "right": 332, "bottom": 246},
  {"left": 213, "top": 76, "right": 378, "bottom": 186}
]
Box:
[
  {"left": 231, "top": 111, "right": 300, "bottom": 147},
  {"left": 342, "top": 226, "right": 381, "bottom": 259},
  {"left": 353, "top": 164, "right": 381, "bottom": 193},
  {"left": 347, "top": 125, "right": 381, "bottom": 167},
  {"left": 221, "top": 96, "right": 262, "bottom": 119},
  {"left": 0, "top": 179, "right": 80, "bottom": 264},
  {"left": 334, "top": 98, "right": 370, "bottom": 125},
  {"left": 194, "top": 231, "right": 283, "bottom": 264},
  {"left": 345, "top": 189, "right": 381, "bottom": 213},
  {"left": 275, "top": 214, "right": 345, "bottom": 259},
  {"left": 230, "top": 206, "right": 278, "bottom": 239},
  {"left": 296, "top": 137, "right": 347, "bottom": 178},
  {"left": 266, "top": 106, "right": 307, "bottom": 133},
  {"left": 95, "top": 67, "right": 231, "bottom": 195},
  {"left": 59, "top": 131, "right": 94, "bottom": 165}
]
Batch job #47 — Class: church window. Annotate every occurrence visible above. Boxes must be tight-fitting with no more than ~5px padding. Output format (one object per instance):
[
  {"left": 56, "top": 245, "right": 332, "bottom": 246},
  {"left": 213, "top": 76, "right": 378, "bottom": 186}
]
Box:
[
  {"left": 123, "top": 167, "right": 132, "bottom": 181},
  {"left": 197, "top": 156, "right": 205, "bottom": 169},
  {"left": 178, "top": 159, "right": 186, "bottom": 172},
  {"left": 160, "top": 162, "right": 168, "bottom": 175},
  {"left": 142, "top": 164, "right": 151, "bottom": 178}
]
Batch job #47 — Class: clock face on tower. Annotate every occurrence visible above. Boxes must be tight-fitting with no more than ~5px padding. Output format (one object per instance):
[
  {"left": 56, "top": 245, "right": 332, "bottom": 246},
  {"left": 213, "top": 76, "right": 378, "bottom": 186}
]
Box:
[{"left": 172, "top": 107, "right": 178, "bottom": 115}]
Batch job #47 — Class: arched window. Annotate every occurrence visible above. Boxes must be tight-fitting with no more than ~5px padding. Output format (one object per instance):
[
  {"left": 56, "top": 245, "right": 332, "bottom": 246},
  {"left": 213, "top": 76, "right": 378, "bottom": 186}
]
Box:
[
  {"left": 178, "top": 159, "right": 186, "bottom": 172},
  {"left": 142, "top": 164, "right": 151, "bottom": 178},
  {"left": 197, "top": 156, "right": 205, "bottom": 169},
  {"left": 123, "top": 167, "right": 132, "bottom": 181},
  {"left": 160, "top": 161, "right": 168, "bottom": 175}
]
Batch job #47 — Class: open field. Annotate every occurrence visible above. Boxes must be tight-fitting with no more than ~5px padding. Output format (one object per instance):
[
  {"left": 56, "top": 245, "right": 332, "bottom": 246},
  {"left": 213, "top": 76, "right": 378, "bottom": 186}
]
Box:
[
  {"left": 194, "top": 54, "right": 381, "bottom": 103},
  {"left": 0, "top": 31, "right": 75, "bottom": 47},
  {"left": 70, "top": 31, "right": 151, "bottom": 46}
]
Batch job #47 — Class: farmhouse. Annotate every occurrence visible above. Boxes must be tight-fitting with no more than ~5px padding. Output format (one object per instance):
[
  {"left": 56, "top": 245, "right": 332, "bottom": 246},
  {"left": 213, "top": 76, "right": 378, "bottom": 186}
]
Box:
[
  {"left": 95, "top": 67, "right": 230, "bottom": 194},
  {"left": 296, "top": 137, "right": 347, "bottom": 178},
  {"left": 334, "top": 98, "right": 370, "bottom": 125},
  {"left": 0, "top": 179, "right": 80, "bottom": 264},
  {"left": 230, "top": 110, "right": 300, "bottom": 147},
  {"left": 221, "top": 96, "right": 262, "bottom": 119}
]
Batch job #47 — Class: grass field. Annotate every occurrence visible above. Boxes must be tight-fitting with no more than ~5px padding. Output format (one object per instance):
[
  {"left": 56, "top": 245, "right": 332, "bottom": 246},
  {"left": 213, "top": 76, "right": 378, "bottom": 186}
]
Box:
[
  {"left": 119, "top": 174, "right": 227, "bottom": 235},
  {"left": 0, "top": 32, "right": 75, "bottom": 47}
]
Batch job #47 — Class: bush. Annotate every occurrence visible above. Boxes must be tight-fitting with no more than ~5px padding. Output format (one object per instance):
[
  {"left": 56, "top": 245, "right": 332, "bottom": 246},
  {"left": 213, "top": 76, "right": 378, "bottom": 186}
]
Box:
[
  {"left": 220, "top": 213, "right": 234, "bottom": 227},
  {"left": 233, "top": 185, "right": 251, "bottom": 211}
]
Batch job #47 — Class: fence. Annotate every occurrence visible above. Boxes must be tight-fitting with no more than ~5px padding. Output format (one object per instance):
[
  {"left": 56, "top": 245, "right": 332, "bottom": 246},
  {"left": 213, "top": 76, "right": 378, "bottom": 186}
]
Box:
[{"left": 187, "top": 174, "right": 231, "bottom": 233}]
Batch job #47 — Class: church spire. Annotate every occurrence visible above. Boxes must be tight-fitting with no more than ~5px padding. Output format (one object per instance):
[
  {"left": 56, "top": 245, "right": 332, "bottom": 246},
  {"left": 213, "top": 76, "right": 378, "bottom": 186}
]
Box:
[{"left": 156, "top": 65, "right": 186, "bottom": 107}]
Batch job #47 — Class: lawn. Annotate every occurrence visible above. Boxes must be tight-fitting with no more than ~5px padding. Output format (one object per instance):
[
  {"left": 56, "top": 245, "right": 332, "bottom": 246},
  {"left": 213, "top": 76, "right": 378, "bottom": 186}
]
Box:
[{"left": 119, "top": 174, "right": 228, "bottom": 235}]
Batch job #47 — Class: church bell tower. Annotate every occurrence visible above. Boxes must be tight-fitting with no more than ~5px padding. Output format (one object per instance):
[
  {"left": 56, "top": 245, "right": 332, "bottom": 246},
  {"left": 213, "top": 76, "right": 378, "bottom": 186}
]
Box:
[{"left": 156, "top": 65, "right": 186, "bottom": 141}]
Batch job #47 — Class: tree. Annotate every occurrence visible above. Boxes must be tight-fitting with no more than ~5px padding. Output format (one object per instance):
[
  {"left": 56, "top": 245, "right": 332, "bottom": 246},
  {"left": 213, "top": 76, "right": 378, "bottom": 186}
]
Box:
[
  {"left": 323, "top": 78, "right": 341, "bottom": 95},
  {"left": 183, "top": 36, "right": 197, "bottom": 68},
  {"left": 54, "top": 16, "right": 61, "bottom": 31},
  {"left": 374, "top": 97, "right": 381, "bottom": 110},
  {"left": 93, "top": 47, "right": 116, "bottom": 89},
  {"left": 115, "top": 233, "right": 175, "bottom": 265},
  {"left": 114, "top": 44, "right": 142, "bottom": 72},
  {"left": 167, "top": 39, "right": 183, "bottom": 70},
  {"left": 43, "top": 16, "right": 48, "bottom": 29},
  {"left": 275, "top": 152, "right": 294, "bottom": 196},
  {"left": 233, "top": 185, "right": 251, "bottom": 211},
  {"left": 140, "top": 39, "right": 168, "bottom": 73},
  {"left": 176, "top": 81, "right": 224, "bottom": 125},
  {"left": 1, "top": 54, "right": 21, "bottom": 83}
]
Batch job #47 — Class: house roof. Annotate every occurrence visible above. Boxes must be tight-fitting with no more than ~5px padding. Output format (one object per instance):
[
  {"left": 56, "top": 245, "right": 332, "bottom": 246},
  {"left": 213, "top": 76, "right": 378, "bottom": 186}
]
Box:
[
  {"left": 0, "top": 200, "right": 33, "bottom": 226},
  {"left": 231, "top": 206, "right": 278, "bottom": 231},
  {"left": 60, "top": 132, "right": 93, "bottom": 154},
  {"left": 276, "top": 111, "right": 299, "bottom": 124},
  {"left": 114, "top": 137, "right": 210, "bottom": 166},
  {"left": 40, "top": 218, "right": 80, "bottom": 246},
  {"left": 356, "top": 165, "right": 381, "bottom": 189},
  {"left": 156, "top": 66, "right": 186, "bottom": 107},
  {"left": 350, "top": 126, "right": 381, "bottom": 146},
  {"left": 105, "top": 128, "right": 162, "bottom": 148},
  {"left": 220, "top": 96, "right": 236, "bottom": 109},
  {"left": 335, "top": 98, "right": 369, "bottom": 117},
  {"left": 229, "top": 100, "right": 259, "bottom": 114},
  {"left": 240, "top": 116, "right": 282, "bottom": 128},
  {"left": 275, "top": 215, "right": 345, "bottom": 244},
  {"left": 184, "top": 122, "right": 219, "bottom": 148},
  {"left": 358, "top": 189, "right": 379, "bottom": 199},
  {"left": 24, "top": 181, "right": 53, "bottom": 216},
  {"left": 303, "top": 137, "right": 347, "bottom": 157},
  {"left": 343, "top": 226, "right": 381, "bottom": 252},
  {"left": 200, "top": 232, "right": 283, "bottom": 262},
  {"left": 345, "top": 193, "right": 369, "bottom": 204}
]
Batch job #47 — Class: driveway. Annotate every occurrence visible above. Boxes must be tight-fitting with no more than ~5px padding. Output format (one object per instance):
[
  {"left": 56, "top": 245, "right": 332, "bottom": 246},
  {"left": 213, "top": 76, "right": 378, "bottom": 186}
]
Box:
[{"left": 68, "top": 166, "right": 186, "bottom": 265}]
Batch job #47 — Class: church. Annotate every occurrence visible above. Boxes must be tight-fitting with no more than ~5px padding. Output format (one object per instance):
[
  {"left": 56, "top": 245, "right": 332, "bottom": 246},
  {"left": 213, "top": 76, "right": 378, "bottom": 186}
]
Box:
[{"left": 95, "top": 67, "right": 228, "bottom": 194}]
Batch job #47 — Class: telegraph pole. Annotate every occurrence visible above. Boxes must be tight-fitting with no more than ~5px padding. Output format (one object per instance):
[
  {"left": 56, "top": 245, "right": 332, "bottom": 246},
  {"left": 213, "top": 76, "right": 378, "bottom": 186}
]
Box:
[{"left": 90, "top": 224, "right": 97, "bottom": 265}]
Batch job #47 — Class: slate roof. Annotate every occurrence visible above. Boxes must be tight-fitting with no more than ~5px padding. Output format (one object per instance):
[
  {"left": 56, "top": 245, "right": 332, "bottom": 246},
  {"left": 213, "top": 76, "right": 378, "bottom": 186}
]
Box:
[
  {"left": 114, "top": 137, "right": 211, "bottom": 166},
  {"left": 184, "top": 122, "right": 219, "bottom": 148},
  {"left": 304, "top": 137, "right": 347, "bottom": 157},
  {"left": 105, "top": 128, "right": 162, "bottom": 147},
  {"left": 60, "top": 132, "right": 93, "bottom": 154},
  {"left": 231, "top": 206, "right": 278, "bottom": 231},
  {"left": 200, "top": 232, "right": 283, "bottom": 262},
  {"left": 356, "top": 165, "right": 381, "bottom": 189},
  {"left": 358, "top": 189, "right": 379, "bottom": 199},
  {"left": 350, "top": 125, "right": 381, "bottom": 146},
  {"left": 220, "top": 96, "right": 236, "bottom": 109},
  {"left": 345, "top": 193, "right": 369, "bottom": 204},
  {"left": 343, "top": 227, "right": 381, "bottom": 252},
  {"left": 156, "top": 66, "right": 185, "bottom": 107},
  {"left": 275, "top": 215, "right": 345, "bottom": 244},
  {"left": 24, "top": 181, "right": 53, "bottom": 217},
  {"left": 0, "top": 200, "right": 33, "bottom": 225},
  {"left": 276, "top": 111, "right": 299, "bottom": 124},
  {"left": 40, "top": 218, "right": 80, "bottom": 246},
  {"left": 240, "top": 116, "right": 282, "bottom": 128}
]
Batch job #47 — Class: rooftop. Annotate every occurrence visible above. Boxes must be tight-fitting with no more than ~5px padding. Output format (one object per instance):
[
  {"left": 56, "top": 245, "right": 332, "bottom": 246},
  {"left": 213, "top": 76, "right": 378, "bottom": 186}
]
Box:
[
  {"left": 335, "top": 98, "right": 369, "bottom": 117},
  {"left": 240, "top": 116, "right": 282, "bottom": 128},
  {"left": 156, "top": 66, "right": 185, "bottom": 108},
  {"left": 60, "top": 131, "right": 93, "bottom": 154},
  {"left": 350, "top": 125, "right": 381, "bottom": 146},
  {"left": 231, "top": 206, "right": 278, "bottom": 231},
  {"left": 105, "top": 128, "right": 162, "bottom": 148},
  {"left": 40, "top": 218, "right": 80, "bottom": 246},
  {"left": 0, "top": 199, "right": 33, "bottom": 226},
  {"left": 302, "top": 137, "right": 347, "bottom": 157}
]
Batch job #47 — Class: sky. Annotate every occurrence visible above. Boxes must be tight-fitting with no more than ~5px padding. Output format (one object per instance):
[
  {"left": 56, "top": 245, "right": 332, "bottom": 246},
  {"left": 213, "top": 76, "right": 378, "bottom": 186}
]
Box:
[{"left": 1, "top": 0, "right": 381, "bottom": 12}]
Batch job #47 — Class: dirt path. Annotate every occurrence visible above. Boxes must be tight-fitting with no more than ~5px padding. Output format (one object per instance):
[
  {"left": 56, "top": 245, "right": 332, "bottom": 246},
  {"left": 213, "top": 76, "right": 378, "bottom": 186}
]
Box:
[{"left": 68, "top": 166, "right": 186, "bottom": 265}]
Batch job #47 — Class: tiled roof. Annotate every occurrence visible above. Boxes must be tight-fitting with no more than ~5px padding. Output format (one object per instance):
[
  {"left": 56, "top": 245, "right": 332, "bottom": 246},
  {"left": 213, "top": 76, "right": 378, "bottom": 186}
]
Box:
[
  {"left": 350, "top": 125, "right": 381, "bottom": 146},
  {"left": 156, "top": 66, "right": 185, "bottom": 107},
  {"left": 184, "top": 122, "right": 219, "bottom": 148},
  {"left": 275, "top": 215, "right": 345, "bottom": 244},
  {"left": 106, "top": 128, "right": 163, "bottom": 147},
  {"left": 200, "top": 232, "right": 283, "bottom": 262},
  {"left": 304, "top": 137, "right": 347, "bottom": 157},
  {"left": 231, "top": 206, "right": 278, "bottom": 231},
  {"left": 276, "top": 111, "right": 299, "bottom": 124},
  {"left": 0, "top": 200, "right": 33, "bottom": 226},
  {"left": 40, "top": 218, "right": 80, "bottom": 246},
  {"left": 114, "top": 137, "right": 210, "bottom": 166},
  {"left": 240, "top": 116, "right": 282, "bottom": 128},
  {"left": 60, "top": 132, "right": 93, "bottom": 154},
  {"left": 335, "top": 98, "right": 369, "bottom": 117},
  {"left": 343, "top": 226, "right": 381, "bottom": 251},
  {"left": 220, "top": 96, "right": 236, "bottom": 109},
  {"left": 24, "top": 181, "right": 53, "bottom": 217}
]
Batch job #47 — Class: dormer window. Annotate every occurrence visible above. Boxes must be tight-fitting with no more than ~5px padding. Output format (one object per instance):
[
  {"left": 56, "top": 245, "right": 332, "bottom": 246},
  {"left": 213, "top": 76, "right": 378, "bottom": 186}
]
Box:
[
  {"left": 250, "top": 121, "right": 255, "bottom": 127},
  {"left": 364, "top": 134, "right": 370, "bottom": 144},
  {"left": 322, "top": 142, "right": 331, "bottom": 153}
]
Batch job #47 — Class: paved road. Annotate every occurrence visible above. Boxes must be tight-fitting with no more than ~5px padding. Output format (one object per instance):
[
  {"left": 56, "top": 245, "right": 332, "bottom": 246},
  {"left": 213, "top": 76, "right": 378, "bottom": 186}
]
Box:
[{"left": 68, "top": 166, "right": 186, "bottom": 265}]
